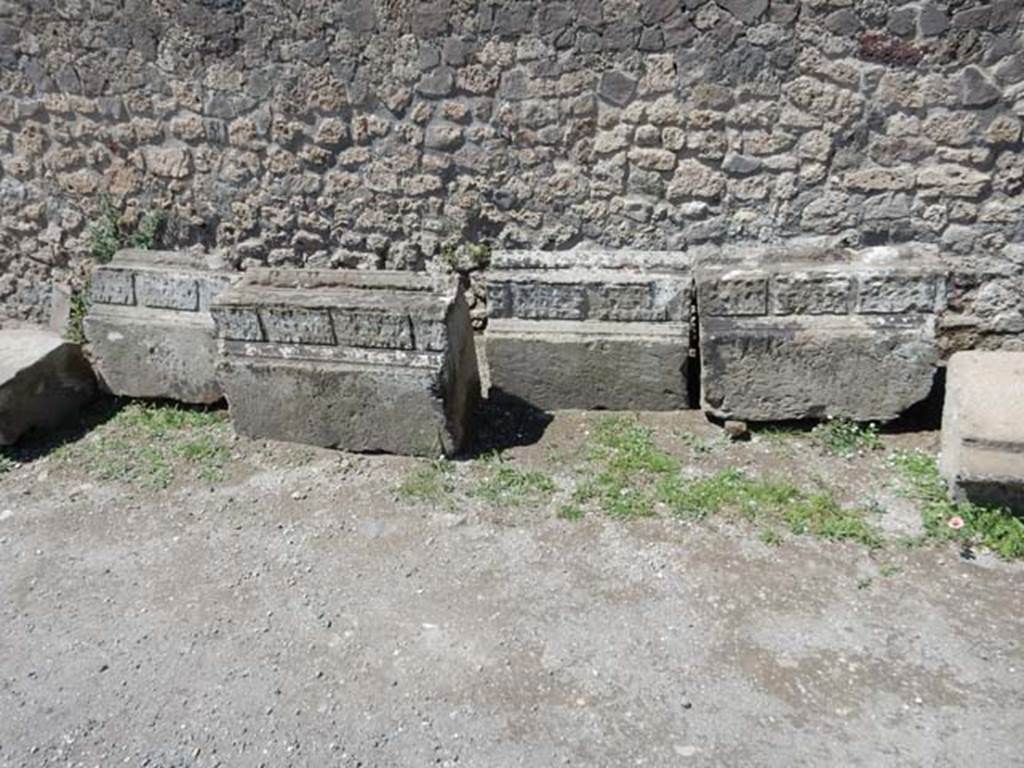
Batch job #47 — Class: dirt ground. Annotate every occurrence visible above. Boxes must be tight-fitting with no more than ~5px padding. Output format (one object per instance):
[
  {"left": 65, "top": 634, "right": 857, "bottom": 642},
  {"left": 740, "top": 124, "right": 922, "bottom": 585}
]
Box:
[{"left": 1, "top": 400, "right": 1022, "bottom": 768}]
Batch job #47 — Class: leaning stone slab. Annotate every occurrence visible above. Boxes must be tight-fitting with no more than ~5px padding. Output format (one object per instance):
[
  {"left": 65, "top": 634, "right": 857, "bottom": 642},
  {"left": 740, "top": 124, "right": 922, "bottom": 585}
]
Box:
[
  {"left": 84, "top": 250, "right": 238, "bottom": 403},
  {"left": 485, "top": 250, "right": 693, "bottom": 410},
  {"left": 211, "top": 269, "right": 480, "bottom": 457},
  {"left": 0, "top": 327, "right": 95, "bottom": 445},
  {"left": 696, "top": 242, "right": 947, "bottom": 422},
  {"left": 940, "top": 351, "right": 1024, "bottom": 512}
]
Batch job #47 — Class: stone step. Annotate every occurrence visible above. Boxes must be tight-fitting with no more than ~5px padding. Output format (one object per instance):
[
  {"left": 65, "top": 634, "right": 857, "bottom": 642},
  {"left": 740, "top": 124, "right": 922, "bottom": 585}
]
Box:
[
  {"left": 84, "top": 249, "right": 239, "bottom": 404},
  {"left": 211, "top": 269, "right": 480, "bottom": 457},
  {"left": 695, "top": 242, "right": 947, "bottom": 422},
  {"left": 941, "top": 351, "right": 1024, "bottom": 512},
  {"left": 484, "top": 250, "right": 694, "bottom": 411},
  {"left": 487, "top": 319, "right": 690, "bottom": 411}
]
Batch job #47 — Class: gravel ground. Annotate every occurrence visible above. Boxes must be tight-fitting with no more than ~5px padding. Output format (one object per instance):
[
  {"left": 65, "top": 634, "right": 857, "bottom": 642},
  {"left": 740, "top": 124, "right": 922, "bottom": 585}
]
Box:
[{"left": 1, "top": 403, "right": 1022, "bottom": 768}]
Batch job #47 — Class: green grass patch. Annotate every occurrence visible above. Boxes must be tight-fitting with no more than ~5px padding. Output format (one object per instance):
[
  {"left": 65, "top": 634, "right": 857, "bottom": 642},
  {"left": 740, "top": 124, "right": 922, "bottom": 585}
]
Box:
[
  {"left": 471, "top": 452, "right": 555, "bottom": 507},
  {"left": 676, "top": 430, "right": 719, "bottom": 455},
  {"left": 758, "top": 528, "right": 784, "bottom": 546},
  {"left": 54, "top": 402, "right": 230, "bottom": 488},
  {"left": 890, "top": 450, "right": 1024, "bottom": 559},
  {"left": 398, "top": 459, "right": 455, "bottom": 502},
  {"left": 782, "top": 491, "right": 882, "bottom": 547},
  {"left": 557, "top": 504, "right": 584, "bottom": 521},
  {"left": 755, "top": 424, "right": 805, "bottom": 445},
  {"left": 655, "top": 468, "right": 881, "bottom": 548},
  {"left": 657, "top": 468, "right": 800, "bottom": 520},
  {"left": 0, "top": 450, "right": 15, "bottom": 475},
  {"left": 812, "top": 418, "right": 882, "bottom": 457},
  {"left": 590, "top": 417, "right": 678, "bottom": 473},
  {"left": 572, "top": 417, "right": 678, "bottom": 518}
]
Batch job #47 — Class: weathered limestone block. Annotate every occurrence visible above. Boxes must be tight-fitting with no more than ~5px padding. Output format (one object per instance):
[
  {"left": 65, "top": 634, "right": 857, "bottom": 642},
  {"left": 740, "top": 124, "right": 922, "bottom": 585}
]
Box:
[
  {"left": 84, "top": 250, "right": 238, "bottom": 403},
  {"left": 696, "top": 242, "right": 946, "bottom": 422},
  {"left": 940, "top": 352, "right": 1024, "bottom": 512},
  {"left": 0, "top": 328, "right": 95, "bottom": 445},
  {"left": 485, "top": 251, "right": 693, "bottom": 410},
  {"left": 211, "top": 270, "right": 480, "bottom": 457}
]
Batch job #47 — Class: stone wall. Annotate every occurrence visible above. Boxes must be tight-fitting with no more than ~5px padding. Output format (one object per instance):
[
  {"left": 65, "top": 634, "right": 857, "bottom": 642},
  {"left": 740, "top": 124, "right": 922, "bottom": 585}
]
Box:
[{"left": 1, "top": 1, "right": 1022, "bottom": 349}]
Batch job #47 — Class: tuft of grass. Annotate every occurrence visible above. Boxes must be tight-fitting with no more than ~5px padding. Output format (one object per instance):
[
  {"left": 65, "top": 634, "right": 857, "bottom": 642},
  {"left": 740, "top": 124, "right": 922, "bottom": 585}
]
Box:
[
  {"left": 0, "top": 450, "right": 15, "bottom": 475},
  {"left": 656, "top": 468, "right": 800, "bottom": 521},
  {"left": 573, "top": 417, "right": 678, "bottom": 518},
  {"left": 813, "top": 418, "right": 882, "bottom": 457},
  {"left": 890, "top": 450, "right": 1024, "bottom": 559},
  {"left": 471, "top": 451, "right": 555, "bottom": 507},
  {"left": 677, "top": 430, "right": 718, "bottom": 455},
  {"left": 557, "top": 504, "right": 584, "bottom": 521},
  {"left": 758, "top": 528, "right": 783, "bottom": 546},
  {"left": 656, "top": 468, "right": 881, "bottom": 548},
  {"left": 54, "top": 402, "right": 230, "bottom": 488},
  {"left": 756, "top": 425, "right": 805, "bottom": 444},
  {"left": 398, "top": 459, "right": 454, "bottom": 502},
  {"left": 590, "top": 417, "right": 678, "bottom": 473},
  {"left": 782, "top": 491, "right": 883, "bottom": 548}
]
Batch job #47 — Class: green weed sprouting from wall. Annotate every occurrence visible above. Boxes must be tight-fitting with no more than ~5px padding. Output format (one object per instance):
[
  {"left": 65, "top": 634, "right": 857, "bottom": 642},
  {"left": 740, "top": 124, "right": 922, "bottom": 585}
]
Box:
[
  {"left": 87, "top": 196, "right": 166, "bottom": 263},
  {"left": 64, "top": 281, "right": 90, "bottom": 344},
  {"left": 130, "top": 208, "right": 166, "bottom": 250},
  {"left": 439, "top": 241, "right": 492, "bottom": 273},
  {"left": 72, "top": 198, "right": 166, "bottom": 343},
  {"left": 88, "top": 196, "right": 122, "bottom": 264}
]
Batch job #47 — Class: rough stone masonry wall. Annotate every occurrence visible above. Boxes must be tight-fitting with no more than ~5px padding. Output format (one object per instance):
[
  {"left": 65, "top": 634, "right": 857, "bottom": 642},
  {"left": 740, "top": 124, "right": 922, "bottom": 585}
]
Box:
[{"left": 1, "top": 0, "right": 1023, "bottom": 350}]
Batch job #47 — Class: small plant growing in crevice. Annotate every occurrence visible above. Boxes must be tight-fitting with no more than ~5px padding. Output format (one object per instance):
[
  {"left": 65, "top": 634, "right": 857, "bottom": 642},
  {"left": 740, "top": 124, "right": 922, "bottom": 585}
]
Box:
[
  {"left": 64, "top": 281, "right": 90, "bottom": 344},
  {"left": 88, "top": 196, "right": 166, "bottom": 263},
  {"left": 130, "top": 208, "right": 166, "bottom": 250},
  {"left": 439, "top": 241, "right": 492, "bottom": 274},
  {"left": 89, "top": 196, "right": 122, "bottom": 263}
]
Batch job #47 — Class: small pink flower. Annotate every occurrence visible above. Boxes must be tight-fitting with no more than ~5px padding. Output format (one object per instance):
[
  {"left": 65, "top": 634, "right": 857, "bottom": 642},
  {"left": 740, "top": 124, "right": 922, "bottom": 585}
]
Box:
[{"left": 947, "top": 516, "right": 965, "bottom": 530}]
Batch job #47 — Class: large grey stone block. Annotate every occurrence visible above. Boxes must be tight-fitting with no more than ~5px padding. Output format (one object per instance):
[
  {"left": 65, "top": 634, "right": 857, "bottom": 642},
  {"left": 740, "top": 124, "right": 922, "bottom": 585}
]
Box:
[
  {"left": 940, "top": 351, "right": 1024, "bottom": 512},
  {"left": 485, "top": 250, "right": 693, "bottom": 411},
  {"left": 211, "top": 269, "right": 480, "bottom": 457},
  {"left": 84, "top": 250, "right": 238, "bottom": 404},
  {"left": 0, "top": 328, "right": 95, "bottom": 445},
  {"left": 487, "top": 319, "right": 690, "bottom": 411},
  {"left": 696, "top": 243, "right": 946, "bottom": 422}
]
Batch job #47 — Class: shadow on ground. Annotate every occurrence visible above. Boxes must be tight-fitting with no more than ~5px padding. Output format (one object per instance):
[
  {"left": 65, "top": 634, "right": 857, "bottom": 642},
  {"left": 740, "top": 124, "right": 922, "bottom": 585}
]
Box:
[
  {"left": 463, "top": 391, "right": 554, "bottom": 457},
  {"left": 0, "top": 395, "right": 227, "bottom": 466}
]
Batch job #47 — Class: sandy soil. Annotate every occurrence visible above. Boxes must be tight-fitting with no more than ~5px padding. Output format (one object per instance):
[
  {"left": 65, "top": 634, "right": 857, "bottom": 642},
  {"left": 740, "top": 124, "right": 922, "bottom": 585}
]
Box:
[{"left": 1, "top": 403, "right": 1022, "bottom": 767}]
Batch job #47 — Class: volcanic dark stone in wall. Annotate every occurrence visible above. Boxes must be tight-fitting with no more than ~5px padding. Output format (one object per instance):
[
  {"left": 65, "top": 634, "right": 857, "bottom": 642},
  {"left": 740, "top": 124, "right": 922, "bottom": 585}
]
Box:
[
  {"left": 0, "top": 0, "right": 1020, "bottom": 356},
  {"left": 598, "top": 71, "right": 638, "bottom": 107}
]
